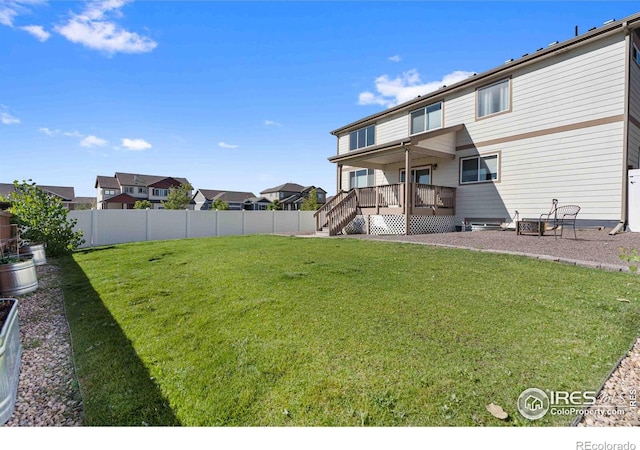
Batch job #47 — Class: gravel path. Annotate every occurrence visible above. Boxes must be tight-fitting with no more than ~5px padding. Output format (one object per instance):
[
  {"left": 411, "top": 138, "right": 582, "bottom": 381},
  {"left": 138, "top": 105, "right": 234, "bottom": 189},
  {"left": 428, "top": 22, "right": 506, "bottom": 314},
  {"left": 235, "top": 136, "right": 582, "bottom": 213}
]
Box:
[{"left": 3, "top": 264, "right": 83, "bottom": 426}]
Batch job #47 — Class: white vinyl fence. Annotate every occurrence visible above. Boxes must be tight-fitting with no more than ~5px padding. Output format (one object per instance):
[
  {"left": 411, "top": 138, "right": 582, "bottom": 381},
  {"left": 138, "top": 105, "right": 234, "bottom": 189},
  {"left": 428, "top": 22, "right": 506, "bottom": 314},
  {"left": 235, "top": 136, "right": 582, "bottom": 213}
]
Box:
[{"left": 68, "top": 210, "right": 316, "bottom": 248}]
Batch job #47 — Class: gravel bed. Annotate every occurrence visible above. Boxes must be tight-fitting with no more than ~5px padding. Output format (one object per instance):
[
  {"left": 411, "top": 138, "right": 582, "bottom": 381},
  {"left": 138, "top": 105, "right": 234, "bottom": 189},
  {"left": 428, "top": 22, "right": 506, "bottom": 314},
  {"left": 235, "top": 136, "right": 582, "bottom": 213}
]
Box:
[
  {"left": 340, "top": 228, "right": 639, "bottom": 270},
  {"left": 577, "top": 336, "right": 640, "bottom": 427},
  {"left": 3, "top": 264, "right": 83, "bottom": 427}
]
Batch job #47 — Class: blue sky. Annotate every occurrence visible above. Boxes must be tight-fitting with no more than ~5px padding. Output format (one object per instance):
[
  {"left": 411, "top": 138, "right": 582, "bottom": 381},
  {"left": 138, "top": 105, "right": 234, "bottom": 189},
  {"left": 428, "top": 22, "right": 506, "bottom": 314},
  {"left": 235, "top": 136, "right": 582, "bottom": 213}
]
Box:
[{"left": 1, "top": 1, "right": 639, "bottom": 198}]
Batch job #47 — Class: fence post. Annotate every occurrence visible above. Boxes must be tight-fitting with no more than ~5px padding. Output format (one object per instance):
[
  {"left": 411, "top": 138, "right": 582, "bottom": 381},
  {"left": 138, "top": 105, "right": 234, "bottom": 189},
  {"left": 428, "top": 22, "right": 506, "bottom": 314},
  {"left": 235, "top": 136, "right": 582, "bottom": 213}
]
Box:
[
  {"left": 145, "top": 208, "right": 150, "bottom": 242},
  {"left": 215, "top": 211, "right": 219, "bottom": 236},
  {"left": 185, "top": 209, "right": 189, "bottom": 239},
  {"left": 90, "top": 209, "right": 96, "bottom": 247},
  {"left": 241, "top": 210, "right": 245, "bottom": 235}
]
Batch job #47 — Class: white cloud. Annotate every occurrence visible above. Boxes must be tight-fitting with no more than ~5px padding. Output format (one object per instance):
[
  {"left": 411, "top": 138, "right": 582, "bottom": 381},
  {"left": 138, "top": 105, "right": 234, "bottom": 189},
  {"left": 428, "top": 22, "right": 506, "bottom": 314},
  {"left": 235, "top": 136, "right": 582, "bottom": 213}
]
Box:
[
  {"left": 358, "top": 69, "right": 476, "bottom": 108},
  {"left": 264, "top": 120, "right": 282, "bottom": 127},
  {"left": 21, "top": 24, "right": 50, "bottom": 41},
  {"left": 121, "top": 138, "right": 151, "bottom": 151},
  {"left": 55, "top": 0, "right": 157, "bottom": 55},
  {"left": 38, "top": 127, "right": 59, "bottom": 135},
  {"left": 80, "top": 135, "right": 107, "bottom": 147},
  {"left": 388, "top": 55, "right": 402, "bottom": 62},
  {"left": 1, "top": 112, "right": 20, "bottom": 125},
  {"left": 0, "top": 1, "right": 48, "bottom": 27},
  {"left": 218, "top": 142, "right": 238, "bottom": 149},
  {"left": 0, "top": 6, "right": 18, "bottom": 27},
  {"left": 63, "top": 130, "right": 83, "bottom": 137}
]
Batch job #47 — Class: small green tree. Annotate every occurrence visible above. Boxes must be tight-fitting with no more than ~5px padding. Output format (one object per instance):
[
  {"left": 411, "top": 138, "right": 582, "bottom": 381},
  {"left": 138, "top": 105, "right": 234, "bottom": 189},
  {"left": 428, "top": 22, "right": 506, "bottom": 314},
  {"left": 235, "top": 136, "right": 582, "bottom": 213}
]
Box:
[
  {"left": 3, "top": 180, "right": 85, "bottom": 256},
  {"left": 300, "top": 188, "right": 319, "bottom": 211},
  {"left": 134, "top": 200, "right": 152, "bottom": 209},
  {"left": 210, "top": 199, "right": 229, "bottom": 210},
  {"left": 162, "top": 183, "right": 193, "bottom": 210},
  {"left": 267, "top": 199, "right": 282, "bottom": 211}
]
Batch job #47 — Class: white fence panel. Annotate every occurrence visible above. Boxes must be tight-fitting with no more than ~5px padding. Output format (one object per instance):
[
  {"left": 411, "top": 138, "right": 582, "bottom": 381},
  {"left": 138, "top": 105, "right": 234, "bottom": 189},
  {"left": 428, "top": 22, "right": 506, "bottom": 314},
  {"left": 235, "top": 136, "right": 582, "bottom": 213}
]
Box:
[
  {"left": 217, "top": 211, "right": 244, "bottom": 236},
  {"left": 274, "top": 211, "right": 300, "bottom": 233},
  {"left": 98, "top": 210, "right": 147, "bottom": 246},
  {"left": 147, "top": 210, "right": 187, "bottom": 241},
  {"left": 68, "top": 210, "right": 315, "bottom": 247},
  {"left": 188, "top": 211, "right": 216, "bottom": 238},
  {"left": 244, "top": 211, "right": 275, "bottom": 235},
  {"left": 299, "top": 211, "right": 316, "bottom": 231}
]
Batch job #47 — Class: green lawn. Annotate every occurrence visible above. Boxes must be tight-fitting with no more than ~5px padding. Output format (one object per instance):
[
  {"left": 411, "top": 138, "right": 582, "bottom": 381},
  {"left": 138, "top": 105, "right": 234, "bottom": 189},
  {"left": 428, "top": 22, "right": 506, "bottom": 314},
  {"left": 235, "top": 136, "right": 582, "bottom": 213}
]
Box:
[{"left": 59, "top": 235, "right": 640, "bottom": 426}]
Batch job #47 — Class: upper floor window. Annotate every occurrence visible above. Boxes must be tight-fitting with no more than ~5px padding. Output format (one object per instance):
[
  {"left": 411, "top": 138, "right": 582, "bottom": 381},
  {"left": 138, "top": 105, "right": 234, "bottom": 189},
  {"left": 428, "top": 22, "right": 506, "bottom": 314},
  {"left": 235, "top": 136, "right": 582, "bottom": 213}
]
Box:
[
  {"left": 349, "top": 125, "right": 375, "bottom": 151},
  {"left": 477, "top": 79, "right": 510, "bottom": 119},
  {"left": 152, "top": 188, "right": 169, "bottom": 197},
  {"left": 410, "top": 102, "right": 442, "bottom": 134},
  {"left": 138, "top": 187, "right": 147, "bottom": 194},
  {"left": 349, "top": 168, "right": 375, "bottom": 189},
  {"left": 634, "top": 44, "right": 640, "bottom": 66},
  {"left": 124, "top": 186, "right": 134, "bottom": 194},
  {"left": 104, "top": 189, "right": 116, "bottom": 196},
  {"left": 460, "top": 154, "right": 499, "bottom": 184}
]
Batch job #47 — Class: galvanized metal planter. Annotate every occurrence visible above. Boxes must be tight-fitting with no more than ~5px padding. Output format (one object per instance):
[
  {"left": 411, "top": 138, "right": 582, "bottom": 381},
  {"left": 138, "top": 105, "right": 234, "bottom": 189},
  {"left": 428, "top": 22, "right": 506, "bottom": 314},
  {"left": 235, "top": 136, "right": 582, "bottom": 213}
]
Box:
[
  {"left": 0, "top": 298, "right": 21, "bottom": 425},
  {"left": 0, "top": 257, "right": 38, "bottom": 297},
  {"left": 20, "top": 243, "right": 47, "bottom": 266}
]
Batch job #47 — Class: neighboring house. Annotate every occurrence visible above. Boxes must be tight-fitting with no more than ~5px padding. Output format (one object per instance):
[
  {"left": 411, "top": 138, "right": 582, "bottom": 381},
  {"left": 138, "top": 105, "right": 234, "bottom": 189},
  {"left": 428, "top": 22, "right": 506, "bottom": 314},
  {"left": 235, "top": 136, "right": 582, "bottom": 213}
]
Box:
[
  {"left": 95, "top": 172, "right": 192, "bottom": 209},
  {"left": 323, "top": 13, "right": 640, "bottom": 235},
  {"left": 260, "top": 183, "right": 327, "bottom": 210},
  {"left": 192, "top": 189, "right": 271, "bottom": 210},
  {"left": 0, "top": 183, "right": 95, "bottom": 210}
]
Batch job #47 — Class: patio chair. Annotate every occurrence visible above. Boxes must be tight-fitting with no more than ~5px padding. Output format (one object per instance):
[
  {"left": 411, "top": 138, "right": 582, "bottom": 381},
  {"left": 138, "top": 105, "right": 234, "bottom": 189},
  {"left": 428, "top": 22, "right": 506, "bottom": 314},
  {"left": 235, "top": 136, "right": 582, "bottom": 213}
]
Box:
[{"left": 539, "top": 204, "right": 581, "bottom": 239}]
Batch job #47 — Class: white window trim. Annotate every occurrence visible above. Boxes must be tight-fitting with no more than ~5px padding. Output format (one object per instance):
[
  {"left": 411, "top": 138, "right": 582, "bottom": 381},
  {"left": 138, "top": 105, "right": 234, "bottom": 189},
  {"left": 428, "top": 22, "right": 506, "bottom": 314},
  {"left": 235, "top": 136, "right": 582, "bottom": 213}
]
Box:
[
  {"left": 459, "top": 153, "right": 500, "bottom": 185},
  {"left": 409, "top": 101, "right": 443, "bottom": 136}
]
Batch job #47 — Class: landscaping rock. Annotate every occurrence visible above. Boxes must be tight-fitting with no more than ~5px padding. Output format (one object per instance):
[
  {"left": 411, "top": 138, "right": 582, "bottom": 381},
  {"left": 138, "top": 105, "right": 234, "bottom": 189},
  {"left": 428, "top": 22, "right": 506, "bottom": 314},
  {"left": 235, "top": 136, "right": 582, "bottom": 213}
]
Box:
[{"left": 3, "top": 264, "right": 84, "bottom": 427}]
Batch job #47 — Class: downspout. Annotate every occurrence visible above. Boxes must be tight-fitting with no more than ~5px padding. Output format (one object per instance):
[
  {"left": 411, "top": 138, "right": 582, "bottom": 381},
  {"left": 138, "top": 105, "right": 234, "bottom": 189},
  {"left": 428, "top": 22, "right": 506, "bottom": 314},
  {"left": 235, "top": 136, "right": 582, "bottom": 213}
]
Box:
[{"left": 612, "top": 21, "right": 631, "bottom": 235}]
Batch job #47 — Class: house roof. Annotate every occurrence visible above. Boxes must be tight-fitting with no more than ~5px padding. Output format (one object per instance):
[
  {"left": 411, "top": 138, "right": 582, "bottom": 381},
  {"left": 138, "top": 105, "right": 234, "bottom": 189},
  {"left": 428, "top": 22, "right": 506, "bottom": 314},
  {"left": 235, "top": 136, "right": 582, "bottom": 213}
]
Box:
[
  {"left": 196, "top": 189, "right": 257, "bottom": 203},
  {"left": 330, "top": 12, "right": 640, "bottom": 136},
  {"left": 0, "top": 183, "right": 75, "bottom": 201},
  {"left": 95, "top": 173, "right": 190, "bottom": 189},
  {"left": 94, "top": 176, "right": 121, "bottom": 189},
  {"left": 244, "top": 196, "right": 271, "bottom": 203},
  {"left": 260, "top": 183, "right": 306, "bottom": 194},
  {"left": 73, "top": 197, "right": 96, "bottom": 204},
  {"left": 301, "top": 186, "right": 327, "bottom": 194},
  {"left": 102, "top": 193, "right": 137, "bottom": 204}
]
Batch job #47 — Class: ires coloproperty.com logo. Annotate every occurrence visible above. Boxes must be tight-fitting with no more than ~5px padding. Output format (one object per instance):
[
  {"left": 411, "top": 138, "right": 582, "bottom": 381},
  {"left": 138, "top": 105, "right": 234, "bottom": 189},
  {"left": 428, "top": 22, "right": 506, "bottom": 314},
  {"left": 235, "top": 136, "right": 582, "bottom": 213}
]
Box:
[{"left": 517, "top": 387, "right": 634, "bottom": 420}]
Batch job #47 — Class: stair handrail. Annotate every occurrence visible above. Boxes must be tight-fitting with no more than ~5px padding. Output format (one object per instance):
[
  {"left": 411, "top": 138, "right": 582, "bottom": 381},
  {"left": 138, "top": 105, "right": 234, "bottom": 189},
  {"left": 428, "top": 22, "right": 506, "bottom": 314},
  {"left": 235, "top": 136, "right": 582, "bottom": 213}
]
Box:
[
  {"left": 326, "top": 189, "right": 358, "bottom": 235},
  {"left": 314, "top": 190, "right": 347, "bottom": 230}
]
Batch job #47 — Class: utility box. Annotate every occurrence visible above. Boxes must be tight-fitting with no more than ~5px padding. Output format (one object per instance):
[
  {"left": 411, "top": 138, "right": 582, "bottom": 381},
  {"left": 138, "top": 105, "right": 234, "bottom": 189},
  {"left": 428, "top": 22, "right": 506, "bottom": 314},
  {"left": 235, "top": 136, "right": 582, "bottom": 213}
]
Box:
[{"left": 629, "top": 169, "right": 640, "bottom": 232}]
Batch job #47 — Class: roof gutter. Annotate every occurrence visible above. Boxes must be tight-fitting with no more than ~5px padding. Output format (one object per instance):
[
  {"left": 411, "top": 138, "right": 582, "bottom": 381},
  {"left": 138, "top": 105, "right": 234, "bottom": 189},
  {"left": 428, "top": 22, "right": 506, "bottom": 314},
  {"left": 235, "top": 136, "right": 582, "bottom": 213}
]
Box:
[{"left": 331, "top": 13, "right": 640, "bottom": 136}]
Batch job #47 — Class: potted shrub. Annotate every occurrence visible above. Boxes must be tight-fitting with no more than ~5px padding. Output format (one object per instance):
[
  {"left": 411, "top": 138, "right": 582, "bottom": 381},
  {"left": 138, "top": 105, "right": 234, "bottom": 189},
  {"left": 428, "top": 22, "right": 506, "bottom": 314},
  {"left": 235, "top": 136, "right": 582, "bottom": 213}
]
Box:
[{"left": 0, "top": 298, "right": 21, "bottom": 425}]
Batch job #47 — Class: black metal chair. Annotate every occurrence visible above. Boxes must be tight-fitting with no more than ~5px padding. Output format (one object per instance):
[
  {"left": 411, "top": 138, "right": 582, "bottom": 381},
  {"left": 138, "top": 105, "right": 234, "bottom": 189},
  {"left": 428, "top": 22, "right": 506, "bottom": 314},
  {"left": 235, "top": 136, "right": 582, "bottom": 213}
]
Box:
[{"left": 539, "top": 205, "right": 581, "bottom": 239}]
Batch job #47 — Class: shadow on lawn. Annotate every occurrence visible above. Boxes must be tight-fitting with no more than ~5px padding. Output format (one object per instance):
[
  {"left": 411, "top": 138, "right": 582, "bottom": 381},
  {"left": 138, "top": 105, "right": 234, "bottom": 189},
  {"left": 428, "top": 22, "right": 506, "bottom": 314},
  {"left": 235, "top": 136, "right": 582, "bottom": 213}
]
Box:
[{"left": 59, "top": 256, "right": 181, "bottom": 426}]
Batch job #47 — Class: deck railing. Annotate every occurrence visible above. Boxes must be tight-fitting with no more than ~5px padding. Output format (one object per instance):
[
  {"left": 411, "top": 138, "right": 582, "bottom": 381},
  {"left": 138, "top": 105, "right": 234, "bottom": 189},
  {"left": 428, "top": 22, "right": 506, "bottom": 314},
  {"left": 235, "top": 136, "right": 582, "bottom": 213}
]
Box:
[
  {"left": 356, "top": 184, "right": 404, "bottom": 208},
  {"left": 413, "top": 184, "right": 456, "bottom": 209}
]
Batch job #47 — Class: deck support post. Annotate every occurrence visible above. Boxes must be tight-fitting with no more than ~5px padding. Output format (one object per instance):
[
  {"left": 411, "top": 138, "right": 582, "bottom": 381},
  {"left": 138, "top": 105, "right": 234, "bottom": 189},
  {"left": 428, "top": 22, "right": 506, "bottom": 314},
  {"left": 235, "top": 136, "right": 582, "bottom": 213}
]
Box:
[
  {"left": 404, "top": 147, "right": 411, "bottom": 235},
  {"left": 337, "top": 164, "right": 343, "bottom": 193}
]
